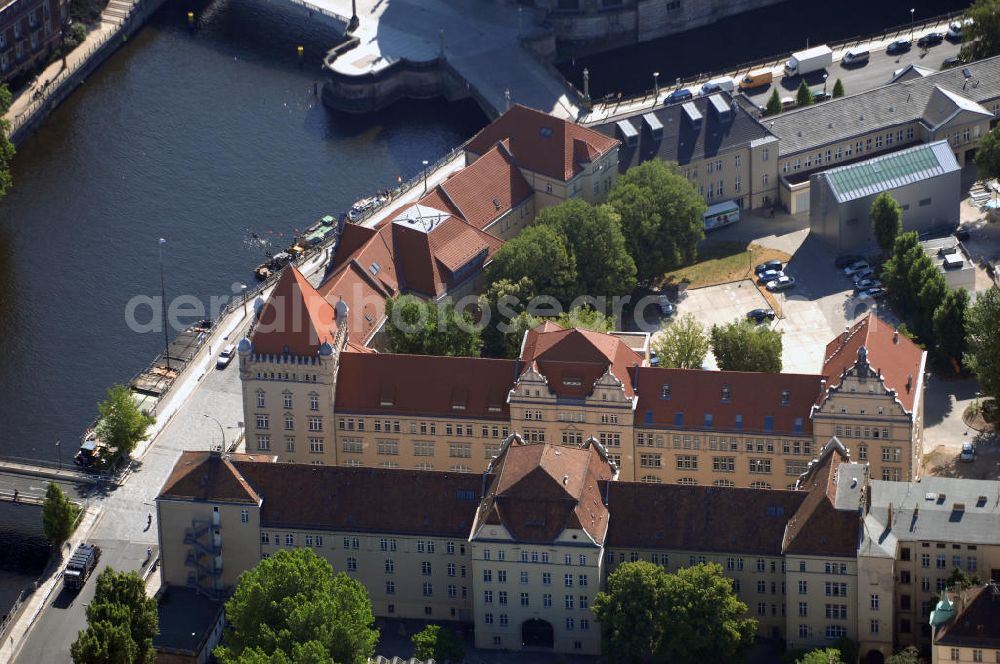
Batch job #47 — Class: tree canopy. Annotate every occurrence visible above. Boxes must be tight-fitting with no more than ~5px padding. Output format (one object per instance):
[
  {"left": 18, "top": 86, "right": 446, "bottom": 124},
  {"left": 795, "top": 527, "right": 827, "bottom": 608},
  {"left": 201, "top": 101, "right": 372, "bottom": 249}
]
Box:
[
  {"left": 932, "top": 288, "right": 970, "bottom": 370},
  {"left": 961, "top": 0, "right": 1000, "bottom": 62},
  {"left": 974, "top": 126, "right": 1000, "bottom": 182},
  {"left": 535, "top": 199, "right": 637, "bottom": 298},
  {"left": 552, "top": 306, "right": 614, "bottom": 333},
  {"left": 592, "top": 561, "right": 757, "bottom": 664},
  {"left": 881, "top": 231, "right": 949, "bottom": 346},
  {"left": 215, "top": 548, "right": 378, "bottom": 664},
  {"left": 710, "top": 319, "right": 783, "bottom": 372},
  {"left": 886, "top": 646, "right": 922, "bottom": 664},
  {"left": 870, "top": 191, "right": 903, "bottom": 255},
  {"left": 384, "top": 294, "right": 481, "bottom": 357},
  {"left": 411, "top": 624, "right": 464, "bottom": 662},
  {"left": 0, "top": 84, "right": 15, "bottom": 200},
  {"left": 71, "top": 568, "right": 159, "bottom": 664},
  {"left": 478, "top": 277, "right": 537, "bottom": 358},
  {"left": 485, "top": 224, "right": 577, "bottom": 304},
  {"left": 796, "top": 80, "right": 813, "bottom": 106},
  {"left": 796, "top": 649, "right": 845, "bottom": 664},
  {"left": 765, "top": 88, "right": 782, "bottom": 116},
  {"left": 94, "top": 384, "right": 155, "bottom": 459},
  {"left": 832, "top": 78, "right": 845, "bottom": 98},
  {"left": 607, "top": 160, "right": 706, "bottom": 283},
  {"left": 42, "top": 481, "right": 79, "bottom": 546},
  {"left": 651, "top": 314, "right": 710, "bottom": 369},
  {"left": 965, "top": 286, "right": 1000, "bottom": 403}
]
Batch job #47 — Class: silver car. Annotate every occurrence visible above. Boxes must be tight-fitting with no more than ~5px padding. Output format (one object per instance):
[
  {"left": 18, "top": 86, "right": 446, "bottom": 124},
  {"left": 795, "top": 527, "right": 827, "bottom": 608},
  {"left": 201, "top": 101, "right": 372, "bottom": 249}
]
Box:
[{"left": 766, "top": 275, "right": 796, "bottom": 291}]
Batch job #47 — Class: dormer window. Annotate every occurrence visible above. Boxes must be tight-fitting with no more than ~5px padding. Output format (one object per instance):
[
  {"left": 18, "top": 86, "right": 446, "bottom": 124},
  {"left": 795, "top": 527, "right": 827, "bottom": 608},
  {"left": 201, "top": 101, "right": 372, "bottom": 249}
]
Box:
[
  {"left": 734, "top": 414, "right": 743, "bottom": 430},
  {"left": 369, "top": 261, "right": 381, "bottom": 275},
  {"left": 780, "top": 390, "right": 790, "bottom": 405},
  {"left": 704, "top": 413, "right": 714, "bottom": 428},
  {"left": 763, "top": 416, "right": 774, "bottom": 432},
  {"left": 721, "top": 385, "right": 731, "bottom": 402},
  {"left": 282, "top": 345, "right": 290, "bottom": 354},
  {"left": 661, "top": 384, "right": 672, "bottom": 400},
  {"left": 563, "top": 377, "right": 582, "bottom": 387},
  {"left": 674, "top": 412, "right": 684, "bottom": 427}
]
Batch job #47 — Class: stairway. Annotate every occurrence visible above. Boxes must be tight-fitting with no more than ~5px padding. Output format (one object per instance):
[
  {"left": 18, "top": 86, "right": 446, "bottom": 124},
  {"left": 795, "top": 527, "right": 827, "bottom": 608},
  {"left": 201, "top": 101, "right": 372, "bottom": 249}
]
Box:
[{"left": 101, "top": 0, "right": 136, "bottom": 26}]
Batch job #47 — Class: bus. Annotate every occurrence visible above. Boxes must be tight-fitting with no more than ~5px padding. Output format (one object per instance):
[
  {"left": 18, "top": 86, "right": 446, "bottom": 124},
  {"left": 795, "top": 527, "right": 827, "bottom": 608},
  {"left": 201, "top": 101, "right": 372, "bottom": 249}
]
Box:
[{"left": 703, "top": 200, "right": 740, "bottom": 231}]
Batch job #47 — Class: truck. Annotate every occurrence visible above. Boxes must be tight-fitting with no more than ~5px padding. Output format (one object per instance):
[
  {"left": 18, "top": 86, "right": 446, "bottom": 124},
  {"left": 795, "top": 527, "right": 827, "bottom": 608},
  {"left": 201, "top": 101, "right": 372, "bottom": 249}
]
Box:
[
  {"left": 783, "top": 45, "right": 833, "bottom": 77},
  {"left": 63, "top": 543, "right": 101, "bottom": 590}
]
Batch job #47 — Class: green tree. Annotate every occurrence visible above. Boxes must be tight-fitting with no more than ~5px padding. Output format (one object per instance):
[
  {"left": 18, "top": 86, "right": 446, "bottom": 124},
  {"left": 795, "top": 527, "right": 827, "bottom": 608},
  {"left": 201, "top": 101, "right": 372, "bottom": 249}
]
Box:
[
  {"left": 881, "top": 232, "right": 948, "bottom": 343},
  {"left": 913, "top": 261, "right": 947, "bottom": 341},
  {"left": 485, "top": 224, "right": 577, "bottom": 304},
  {"left": 961, "top": 0, "right": 1000, "bottom": 61},
  {"left": 886, "top": 645, "right": 922, "bottom": 664},
  {"left": 651, "top": 314, "right": 710, "bottom": 369},
  {"left": 796, "top": 649, "right": 845, "bottom": 664},
  {"left": 478, "top": 277, "right": 537, "bottom": 358},
  {"left": 94, "top": 384, "right": 155, "bottom": 459},
  {"left": 384, "top": 295, "right": 481, "bottom": 357},
  {"left": 710, "top": 319, "right": 783, "bottom": 372},
  {"left": 796, "top": 79, "right": 813, "bottom": 106},
  {"left": 536, "top": 199, "right": 637, "bottom": 297},
  {"left": 947, "top": 566, "right": 981, "bottom": 590},
  {"left": 215, "top": 548, "right": 377, "bottom": 664},
  {"left": 607, "top": 160, "right": 706, "bottom": 283},
  {"left": 552, "top": 306, "right": 614, "bottom": 332},
  {"left": 0, "top": 83, "right": 15, "bottom": 200},
  {"left": 765, "top": 88, "right": 782, "bottom": 116},
  {"left": 932, "top": 288, "right": 970, "bottom": 368},
  {"left": 592, "top": 561, "right": 756, "bottom": 664},
  {"left": 966, "top": 286, "right": 1000, "bottom": 403},
  {"left": 832, "top": 78, "right": 845, "bottom": 98},
  {"left": 72, "top": 568, "right": 159, "bottom": 664},
  {"left": 870, "top": 191, "right": 903, "bottom": 255},
  {"left": 974, "top": 126, "right": 1000, "bottom": 181},
  {"left": 42, "top": 481, "right": 79, "bottom": 546},
  {"left": 411, "top": 624, "right": 464, "bottom": 662},
  {"left": 0, "top": 84, "right": 11, "bottom": 115}
]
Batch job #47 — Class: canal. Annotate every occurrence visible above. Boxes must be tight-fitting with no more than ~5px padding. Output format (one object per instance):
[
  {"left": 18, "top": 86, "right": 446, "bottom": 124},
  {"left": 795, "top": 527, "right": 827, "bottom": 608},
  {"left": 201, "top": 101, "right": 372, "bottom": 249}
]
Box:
[
  {"left": 558, "top": 0, "right": 971, "bottom": 98},
  {"left": 0, "top": 0, "right": 487, "bottom": 464}
]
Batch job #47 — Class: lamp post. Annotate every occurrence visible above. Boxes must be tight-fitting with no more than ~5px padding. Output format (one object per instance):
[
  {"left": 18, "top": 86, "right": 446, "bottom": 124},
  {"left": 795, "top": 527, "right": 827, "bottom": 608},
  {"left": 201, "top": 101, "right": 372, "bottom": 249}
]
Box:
[
  {"left": 203, "top": 414, "right": 225, "bottom": 451},
  {"left": 422, "top": 159, "right": 429, "bottom": 193},
  {"left": 158, "top": 238, "right": 170, "bottom": 370},
  {"left": 56, "top": 439, "right": 61, "bottom": 471},
  {"left": 240, "top": 283, "right": 248, "bottom": 318},
  {"left": 823, "top": 73, "right": 828, "bottom": 95},
  {"left": 653, "top": 71, "right": 660, "bottom": 97},
  {"left": 910, "top": 8, "right": 915, "bottom": 41}
]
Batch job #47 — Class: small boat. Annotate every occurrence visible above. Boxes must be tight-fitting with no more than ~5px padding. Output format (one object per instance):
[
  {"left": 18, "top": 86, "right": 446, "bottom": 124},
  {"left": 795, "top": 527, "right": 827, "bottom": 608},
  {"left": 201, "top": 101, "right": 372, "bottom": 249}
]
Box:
[{"left": 348, "top": 195, "right": 387, "bottom": 221}]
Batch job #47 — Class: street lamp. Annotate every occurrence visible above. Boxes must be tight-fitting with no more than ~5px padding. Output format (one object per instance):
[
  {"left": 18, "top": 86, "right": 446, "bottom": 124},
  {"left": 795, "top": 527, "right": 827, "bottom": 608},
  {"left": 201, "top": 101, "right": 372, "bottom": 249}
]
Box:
[
  {"left": 158, "top": 238, "right": 170, "bottom": 370},
  {"left": 56, "top": 439, "right": 61, "bottom": 471},
  {"left": 823, "top": 73, "right": 828, "bottom": 95},
  {"left": 910, "top": 8, "right": 915, "bottom": 41},
  {"left": 422, "top": 159, "right": 429, "bottom": 193},
  {"left": 653, "top": 71, "right": 660, "bottom": 97},
  {"left": 240, "top": 283, "right": 248, "bottom": 318},
  {"left": 203, "top": 414, "right": 225, "bottom": 451}
]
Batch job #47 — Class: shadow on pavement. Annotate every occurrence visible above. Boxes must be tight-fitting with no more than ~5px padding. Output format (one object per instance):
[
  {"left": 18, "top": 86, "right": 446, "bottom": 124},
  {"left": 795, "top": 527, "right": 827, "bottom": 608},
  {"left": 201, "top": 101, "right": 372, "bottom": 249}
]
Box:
[{"left": 923, "top": 377, "right": 980, "bottom": 428}]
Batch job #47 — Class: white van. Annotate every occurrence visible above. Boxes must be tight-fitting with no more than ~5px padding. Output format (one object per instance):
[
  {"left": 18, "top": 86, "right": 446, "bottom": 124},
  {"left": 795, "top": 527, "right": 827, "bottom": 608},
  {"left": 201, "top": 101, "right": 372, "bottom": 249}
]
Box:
[
  {"left": 701, "top": 76, "right": 736, "bottom": 95},
  {"left": 842, "top": 47, "right": 870, "bottom": 66}
]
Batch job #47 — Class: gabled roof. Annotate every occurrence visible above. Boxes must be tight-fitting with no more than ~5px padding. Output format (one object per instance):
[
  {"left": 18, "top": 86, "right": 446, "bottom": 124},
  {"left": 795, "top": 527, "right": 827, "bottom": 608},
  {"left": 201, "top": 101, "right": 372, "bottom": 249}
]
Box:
[
  {"left": 819, "top": 313, "right": 926, "bottom": 413},
  {"left": 234, "top": 461, "right": 482, "bottom": 537},
  {"left": 335, "top": 352, "right": 516, "bottom": 420},
  {"left": 605, "top": 481, "right": 806, "bottom": 555},
  {"left": 465, "top": 105, "right": 619, "bottom": 182},
  {"left": 477, "top": 441, "right": 613, "bottom": 544},
  {"left": 634, "top": 367, "right": 822, "bottom": 435},
  {"left": 923, "top": 85, "right": 994, "bottom": 131},
  {"left": 888, "top": 63, "right": 934, "bottom": 84},
  {"left": 518, "top": 323, "right": 643, "bottom": 398},
  {"left": 317, "top": 260, "right": 394, "bottom": 344},
  {"left": 429, "top": 140, "right": 533, "bottom": 233},
  {"left": 158, "top": 451, "right": 260, "bottom": 505},
  {"left": 782, "top": 439, "right": 861, "bottom": 557},
  {"left": 251, "top": 266, "right": 338, "bottom": 356}
]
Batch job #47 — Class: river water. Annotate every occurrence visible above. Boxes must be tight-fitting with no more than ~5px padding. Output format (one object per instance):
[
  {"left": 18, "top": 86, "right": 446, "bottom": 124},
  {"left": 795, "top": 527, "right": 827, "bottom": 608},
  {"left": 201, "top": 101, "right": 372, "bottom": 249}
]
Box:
[{"left": 0, "top": 0, "right": 487, "bottom": 464}]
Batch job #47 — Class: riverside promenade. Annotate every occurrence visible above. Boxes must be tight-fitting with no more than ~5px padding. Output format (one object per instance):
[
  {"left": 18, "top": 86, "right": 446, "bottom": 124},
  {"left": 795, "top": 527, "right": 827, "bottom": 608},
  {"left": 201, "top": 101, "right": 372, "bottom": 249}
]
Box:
[{"left": 304, "top": 0, "right": 581, "bottom": 119}]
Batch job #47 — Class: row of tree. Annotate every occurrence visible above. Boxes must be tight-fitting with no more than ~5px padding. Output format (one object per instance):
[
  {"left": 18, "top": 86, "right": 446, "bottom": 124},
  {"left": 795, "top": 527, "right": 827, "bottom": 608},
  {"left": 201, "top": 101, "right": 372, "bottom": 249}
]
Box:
[
  {"left": 652, "top": 314, "right": 783, "bottom": 372},
  {"left": 764, "top": 79, "right": 844, "bottom": 116}
]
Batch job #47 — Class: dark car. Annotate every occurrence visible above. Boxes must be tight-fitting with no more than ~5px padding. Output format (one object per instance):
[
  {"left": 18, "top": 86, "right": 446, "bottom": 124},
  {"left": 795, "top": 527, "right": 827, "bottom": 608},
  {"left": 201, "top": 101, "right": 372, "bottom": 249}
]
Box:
[
  {"left": 754, "top": 259, "right": 784, "bottom": 275},
  {"left": 955, "top": 228, "right": 971, "bottom": 241},
  {"left": 834, "top": 254, "right": 865, "bottom": 269},
  {"left": 664, "top": 88, "right": 694, "bottom": 104},
  {"left": 861, "top": 287, "right": 887, "bottom": 300},
  {"left": 887, "top": 39, "right": 912, "bottom": 55},
  {"left": 917, "top": 32, "right": 944, "bottom": 48},
  {"left": 813, "top": 90, "right": 832, "bottom": 103},
  {"left": 746, "top": 308, "right": 776, "bottom": 324}
]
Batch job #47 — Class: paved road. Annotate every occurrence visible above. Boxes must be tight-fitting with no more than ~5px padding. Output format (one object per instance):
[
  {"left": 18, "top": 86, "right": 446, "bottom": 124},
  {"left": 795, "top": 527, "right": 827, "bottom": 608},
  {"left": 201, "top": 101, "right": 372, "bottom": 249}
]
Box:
[{"left": 13, "top": 361, "right": 243, "bottom": 662}]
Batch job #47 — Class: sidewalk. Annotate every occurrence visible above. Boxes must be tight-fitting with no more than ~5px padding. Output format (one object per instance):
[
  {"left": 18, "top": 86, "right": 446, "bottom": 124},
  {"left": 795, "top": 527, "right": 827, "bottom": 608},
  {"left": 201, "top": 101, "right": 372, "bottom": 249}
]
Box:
[{"left": 0, "top": 505, "right": 103, "bottom": 664}]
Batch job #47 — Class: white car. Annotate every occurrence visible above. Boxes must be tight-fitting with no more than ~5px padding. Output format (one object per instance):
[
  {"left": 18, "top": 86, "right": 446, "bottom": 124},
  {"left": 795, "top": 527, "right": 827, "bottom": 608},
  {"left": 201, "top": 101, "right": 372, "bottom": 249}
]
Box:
[
  {"left": 948, "top": 18, "right": 972, "bottom": 40},
  {"left": 843, "top": 261, "right": 870, "bottom": 276},
  {"left": 217, "top": 344, "right": 235, "bottom": 369},
  {"left": 766, "top": 275, "right": 796, "bottom": 291},
  {"left": 960, "top": 442, "right": 975, "bottom": 462}
]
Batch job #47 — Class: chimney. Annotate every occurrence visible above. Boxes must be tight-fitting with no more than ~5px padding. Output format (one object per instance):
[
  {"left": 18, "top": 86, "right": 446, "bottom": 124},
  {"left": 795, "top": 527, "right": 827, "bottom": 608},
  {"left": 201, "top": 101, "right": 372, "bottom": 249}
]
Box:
[
  {"left": 906, "top": 374, "right": 913, "bottom": 392},
  {"left": 843, "top": 325, "right": 850, "bottom": 343},
  {"left": 563, "top": 475, "right": 569, "bottom": 485},
  {"left": 893, "top": 329, "right": 899, "bottom": 344}
]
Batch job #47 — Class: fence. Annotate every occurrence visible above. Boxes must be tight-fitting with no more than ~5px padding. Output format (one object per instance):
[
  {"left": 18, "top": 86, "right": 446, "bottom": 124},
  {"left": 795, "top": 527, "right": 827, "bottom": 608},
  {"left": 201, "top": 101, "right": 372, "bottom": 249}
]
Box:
[{"left": 0, "top": 590, "right": 26, "bottom": 641}]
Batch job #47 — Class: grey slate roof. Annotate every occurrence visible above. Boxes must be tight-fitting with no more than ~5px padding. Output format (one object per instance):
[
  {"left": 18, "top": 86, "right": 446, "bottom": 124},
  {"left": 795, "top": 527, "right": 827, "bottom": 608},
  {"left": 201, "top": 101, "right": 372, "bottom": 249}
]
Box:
[
  {"left": 819, "top": 140, "right": 959, "bottom": 203},
  {"left": 867, "top": 477, "right": 1000, "bottom": 546},
  {"left": 767, "top": 54, "right": 1000, "bottom": 156},
  {"left": 591, "top": 91, "right": 774, "bottom": 171}
]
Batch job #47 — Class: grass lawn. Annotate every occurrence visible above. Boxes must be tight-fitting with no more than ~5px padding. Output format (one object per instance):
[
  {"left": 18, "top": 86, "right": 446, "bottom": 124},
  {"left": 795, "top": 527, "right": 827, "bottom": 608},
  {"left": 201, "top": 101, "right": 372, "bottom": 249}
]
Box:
[{"left": 657, "top": 241, "right": 792, "bottom": 289}]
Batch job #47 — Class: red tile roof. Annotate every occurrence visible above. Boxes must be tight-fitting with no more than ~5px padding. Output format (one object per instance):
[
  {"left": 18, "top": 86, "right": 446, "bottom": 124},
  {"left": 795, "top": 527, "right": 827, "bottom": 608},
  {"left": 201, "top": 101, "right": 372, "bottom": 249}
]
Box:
[
  {"left": 479, "top": 441, "right": 613, "bottom": 544},
  {"left": 335, "top": 352, "right": 516, "bottom": 420},
  {"left": 426, "top": 140, "right": 533, "bottom": 233},
  {"left": 820, "top": 313, "right": 926, "bottom": 413},
  {"left": 634, "top": 367, "right": 823, "bottom": 435},
  {"left": 158, "top": 452, "right": 260, "bottom": 504},
  {"left": 782, "top": 441, "right": 861, "bottom": 557},
  {"left": 605, "top": 482, "right": 807, "bottom": 555},
  {"left": 519, "top": 324, "right": 643, "bottom": 398},
  {"left": 465, "top": 105, "right": 619, "bottom": 182},
  {"left": 233, "top": 461, "right": 482, "bottom": 537},
  {"left": 252, "top": 266, "right": 338, "bottom": 356},
  {"left": 316, "top": 262, "right": 393, "bottom": 344}
]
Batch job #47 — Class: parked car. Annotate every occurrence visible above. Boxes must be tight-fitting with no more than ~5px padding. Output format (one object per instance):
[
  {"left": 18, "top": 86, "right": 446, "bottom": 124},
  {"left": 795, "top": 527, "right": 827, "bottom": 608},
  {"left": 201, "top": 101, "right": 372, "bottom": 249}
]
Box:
[
  {"left": 960, "top": 442, "right": 976, "bottom": 462},
  {"left": 947, "top": 18, "right": 972, "bottom": 41},
  {"left": 658, "top": 295, "right": 675, "bottom": 317},
  {"left": 843, "top": 261, "right": 870, "bottom": 276},
  {"left": 781, "top": 96, "right": 796, "bottom": 109},
  {"left": 755, "top": 259, "right": 784, "bottom": 275},
  {"left": 955, "top": 228, "right": 971, "bottom": 241},
  {"left": 886, "top": 39, "right": 912, "bottom": 55},
  {"left": 917, "top": 32, "right": 944, "bottom": 48},
  {"left": 758, "top": 268, "right": 784, "bottom": 283},
  {"left": 813, "top": 90, "right": 832, "bottom": 103},
  {"left": 746, "top": 308, "right": 776, "bottom": 323},
  {"left": 853, "top": 268, "right": 875, "bottom": 284},
  {"left": 841, "top": 47, "right": 870, "bottom": 66},
  {"left": 854, "top": 278, "right": 882, "bottom": 293},
  {"left": 942, "top": 56, "right": 963, "bottom": 69},
  {"left": 860, "top": 287, "right": 887, "bottom": 300},
  {"left": 767, "top": 275, "right": 796, "bottom": 291},
  {"left": 217, "top": 344, "right": 236, "bottom": 369},
  {"left": 834, "top": 254, "right": 865, "bottom": 269},
  {"left": 701, "top": 76, "right": 737, "bottom": 95},
  {"left": 664, "top": 87, "right": 694, "bottom": 104}
]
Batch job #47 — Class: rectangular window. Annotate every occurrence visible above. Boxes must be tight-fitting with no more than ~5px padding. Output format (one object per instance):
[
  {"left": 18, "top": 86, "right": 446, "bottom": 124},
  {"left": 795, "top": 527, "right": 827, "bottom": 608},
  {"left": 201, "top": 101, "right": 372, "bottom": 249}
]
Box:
[
  {"left": 749, "top": 458, "right": 771, "bottom": 474},
  {"left": 308, "top": 417, "right": 323, "bottom": 432},
  {"left": 256, "top": 435, "right": 270, "bottom": 451},
  {"left": 676, "top": 455, "right": 698, "bottom": 470},
  {"left": 640, "top": 454, "right": 662, "bottom": 468},
  {"left": 414, "top": 441, "right": 435, "bottom": 456}
]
